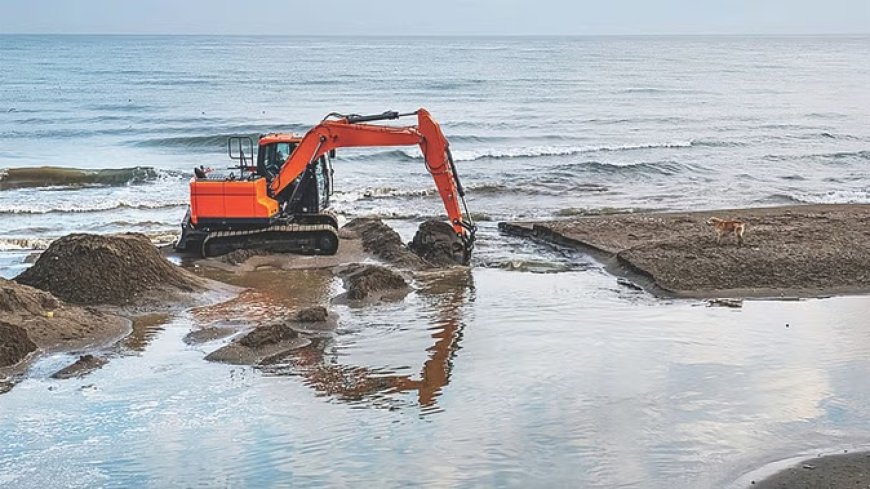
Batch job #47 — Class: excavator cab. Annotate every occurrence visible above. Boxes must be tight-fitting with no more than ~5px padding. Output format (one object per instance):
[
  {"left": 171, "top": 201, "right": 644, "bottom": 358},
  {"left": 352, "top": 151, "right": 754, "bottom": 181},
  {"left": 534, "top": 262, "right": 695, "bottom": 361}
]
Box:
[
  {"left": 257, "top": 134, "right": 333, "bottom": 215},
  {"left": 257, "top": 140, "right": 297, "bottom": 181},
  {"left": 279, "top": 153, "right": 333, "bottom": 215}
]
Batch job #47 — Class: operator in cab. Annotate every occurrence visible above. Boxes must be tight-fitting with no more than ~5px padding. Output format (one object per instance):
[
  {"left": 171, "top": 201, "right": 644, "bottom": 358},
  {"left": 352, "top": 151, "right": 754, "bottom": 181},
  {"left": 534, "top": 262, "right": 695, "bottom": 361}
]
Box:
[{"left": 258, "top": 142, "right": 296, "bottom": 181}]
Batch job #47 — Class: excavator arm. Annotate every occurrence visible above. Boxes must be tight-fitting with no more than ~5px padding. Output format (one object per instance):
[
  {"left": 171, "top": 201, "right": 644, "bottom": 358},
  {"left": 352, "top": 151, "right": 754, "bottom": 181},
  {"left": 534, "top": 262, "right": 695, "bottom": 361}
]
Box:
[{"left": 270, "top": 109, "right": 476, "bottom": 250}]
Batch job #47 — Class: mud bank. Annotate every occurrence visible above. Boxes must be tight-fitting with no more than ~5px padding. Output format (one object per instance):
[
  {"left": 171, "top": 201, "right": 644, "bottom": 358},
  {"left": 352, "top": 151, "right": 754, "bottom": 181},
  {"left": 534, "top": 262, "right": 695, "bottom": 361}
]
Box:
[
  {"left": 749, "top": 451, "right": 870, "bottom": 488},
  {"left": 204, "top": 307, "right": 336, "bottom": 365},
  {"left": 0, "top": 278, "right": 128, "bottom": 372},
  {"left": 2, "top": 233, "right": 225, "bottom": 392},
  {"left": 500, "top": 204, "right": 870, "bottom": 299}
]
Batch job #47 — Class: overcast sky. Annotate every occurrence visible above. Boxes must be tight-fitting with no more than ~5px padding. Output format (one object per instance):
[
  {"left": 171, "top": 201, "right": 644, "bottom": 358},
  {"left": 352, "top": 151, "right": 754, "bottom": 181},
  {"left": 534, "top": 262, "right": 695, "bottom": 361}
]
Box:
[{"left": 1, "top": 0, "right": 868, "bottom": 35}]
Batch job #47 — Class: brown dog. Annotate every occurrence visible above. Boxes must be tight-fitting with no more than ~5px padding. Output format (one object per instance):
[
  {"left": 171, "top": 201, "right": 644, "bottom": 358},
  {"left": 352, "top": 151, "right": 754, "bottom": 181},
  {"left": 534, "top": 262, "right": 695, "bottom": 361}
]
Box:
[{"left": 707, "top": 217, "right": 745, "bottom": 245}]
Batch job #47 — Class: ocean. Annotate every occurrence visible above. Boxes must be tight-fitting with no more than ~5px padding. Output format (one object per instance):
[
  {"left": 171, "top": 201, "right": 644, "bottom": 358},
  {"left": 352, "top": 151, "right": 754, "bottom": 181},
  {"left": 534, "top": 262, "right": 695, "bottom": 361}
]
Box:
[
  {"left": 2, "top": 35, "right": 870, "bottom": 488},
  {"left": 1, "top": 35, "right": 869, "bottom": 264}
]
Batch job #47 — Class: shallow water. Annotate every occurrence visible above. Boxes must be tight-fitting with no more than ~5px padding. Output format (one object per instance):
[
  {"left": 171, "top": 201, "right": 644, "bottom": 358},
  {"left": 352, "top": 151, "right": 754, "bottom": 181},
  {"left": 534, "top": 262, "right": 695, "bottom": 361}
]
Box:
[{"left": 3, "top": 235, "right": 870, "bottom": 488}]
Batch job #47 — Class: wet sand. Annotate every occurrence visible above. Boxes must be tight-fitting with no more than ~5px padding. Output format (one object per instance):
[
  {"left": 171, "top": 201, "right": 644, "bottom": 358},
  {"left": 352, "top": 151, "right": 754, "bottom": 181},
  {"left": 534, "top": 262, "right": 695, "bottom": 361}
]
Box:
[
  {"left": 0, "top": 278, "right": 130, "bottom": 372},
  {"left": 501, "top": 204, "right": 870, "bottom": 299},
  {"left": 0, "top": 233, "right": 231, "bottom": 389},
  {"left": 750, "top": 452, "right": 870, "bottom": 488}
]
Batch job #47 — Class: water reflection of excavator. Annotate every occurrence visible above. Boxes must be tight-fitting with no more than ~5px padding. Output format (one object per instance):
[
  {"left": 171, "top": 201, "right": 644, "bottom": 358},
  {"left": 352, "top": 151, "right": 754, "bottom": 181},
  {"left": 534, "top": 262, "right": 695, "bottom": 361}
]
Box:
[
  {"left": 175, "top": 109, "right": 476, "bottom": 262},
  {"left": 275, "top": 272, "right": 472, "bottom": 409}
]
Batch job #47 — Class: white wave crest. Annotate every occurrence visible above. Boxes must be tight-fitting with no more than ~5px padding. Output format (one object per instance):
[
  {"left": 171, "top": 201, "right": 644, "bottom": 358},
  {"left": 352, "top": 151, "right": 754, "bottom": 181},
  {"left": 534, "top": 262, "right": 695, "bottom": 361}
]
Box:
[
  {"left": 0, "top": 199, "right": 187, "bottom": 214},
  {"left": 0, "top": 231, "right": 179, "bottom": 251},
  {"left": 790, "top": 189, "right": 870, "bottom": 204},
  {"left": 448, "top": 142, "right": 695, "bottom": 161},
  {"left": 332, "top": 186, "right": 436, "bottom": 204},
  {"left": 0, "top": 237, "right": 55, "bottom": 251},
  {"left": 336, "top": 141, "right": 702, "bottom": 163}
]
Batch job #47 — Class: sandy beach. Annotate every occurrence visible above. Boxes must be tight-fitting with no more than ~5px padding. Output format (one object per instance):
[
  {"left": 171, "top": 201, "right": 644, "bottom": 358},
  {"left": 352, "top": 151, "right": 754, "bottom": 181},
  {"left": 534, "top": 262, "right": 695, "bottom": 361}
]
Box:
[{"left": 501, "top": 204, "right": 870, "bottom": 299}]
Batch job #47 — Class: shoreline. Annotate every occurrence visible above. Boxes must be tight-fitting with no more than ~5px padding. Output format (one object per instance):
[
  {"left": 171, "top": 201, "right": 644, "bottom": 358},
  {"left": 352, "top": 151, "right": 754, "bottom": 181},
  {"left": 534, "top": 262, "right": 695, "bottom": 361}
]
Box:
[
  {"left": 500, "top": 204, "right": 870, "bottom": 299},
  {"left": 732, "top": 450, "right": 870, "bottom": 488}
]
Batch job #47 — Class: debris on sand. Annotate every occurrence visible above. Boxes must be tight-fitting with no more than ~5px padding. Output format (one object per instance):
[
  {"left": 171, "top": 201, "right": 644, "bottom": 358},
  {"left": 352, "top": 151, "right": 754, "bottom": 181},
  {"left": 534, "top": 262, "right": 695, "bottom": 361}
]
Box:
[
  {"left": 336, "top": 263, "right": 410, "bottom": 302},
  {"left": 0, "top": 278, "right": 127, "bottom": 357},
  {"left": 616, "top": 277, "right": 644, "bottom": 291},
  {"left": 0, "top": 321, "right": 37, "bottom": 368},
  {"left": 51, "top": 354, "right": 108, "bottom": 379},
  {"left": 205, "top": 323, "right": 311, "bottom": 365},
  {"left": 342, "top": 218, "right": 428, "bottom": 268},
  {"left": 409, "top": 219, "right": 467, "bottom": 267},
  {"left": 16, "top": 233, "right": 203, "bottom": 306},
  {"left": 707, "top": 298, "right": 743, "bottom": 308},
  {"left": 220, "top": 248, "right": 269, "bottom": 266}
]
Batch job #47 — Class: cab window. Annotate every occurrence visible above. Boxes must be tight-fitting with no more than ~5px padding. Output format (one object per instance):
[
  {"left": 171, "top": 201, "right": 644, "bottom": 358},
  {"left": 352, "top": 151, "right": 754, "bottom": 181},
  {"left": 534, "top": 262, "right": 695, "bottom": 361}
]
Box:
[{"left": 258, "top": 142, "right": 296, "bottom": 180}]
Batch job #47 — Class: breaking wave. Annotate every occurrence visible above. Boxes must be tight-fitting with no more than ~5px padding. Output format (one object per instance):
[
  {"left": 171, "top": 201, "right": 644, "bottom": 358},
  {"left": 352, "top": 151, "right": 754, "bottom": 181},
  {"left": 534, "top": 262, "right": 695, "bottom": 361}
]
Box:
[
  {"left": 338, "top": 140, "right": 731, "bottom": 163},
  {"left": 0, "top": 231, "right": 179, "bottom": 251},
  {"left": 553, "top": 207, "right": 647, "bottom": 217},
  {"left": 0, "top": 166, "right": 178, "bottom": 190},
  {"left": 132, "top": 125, "right": 308, "bottom": 148},
  {"left": 764, "top": 150, "right": 870, "bottom": 163},
  {"left": 332, "top": 187, "right": 437, "bottom": 203},
  {"left": 0, "top": 237, "right": 55, "bottom": 251},
  {"left": 0, "top": 200, "right": 186, "bottom": 215},
  {"left": 781, "top": 190, "right": 870, "bottom": 205},
  {"left": 549, "top": 159, "right": 691, "bottom": 177}
]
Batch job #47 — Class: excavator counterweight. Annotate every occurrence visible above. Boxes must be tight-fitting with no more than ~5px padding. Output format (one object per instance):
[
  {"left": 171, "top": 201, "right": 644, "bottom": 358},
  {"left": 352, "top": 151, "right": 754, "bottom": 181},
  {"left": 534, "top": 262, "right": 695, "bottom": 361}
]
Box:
[{"left": 175, "top": 109, "right": 476, "bottom": 262}]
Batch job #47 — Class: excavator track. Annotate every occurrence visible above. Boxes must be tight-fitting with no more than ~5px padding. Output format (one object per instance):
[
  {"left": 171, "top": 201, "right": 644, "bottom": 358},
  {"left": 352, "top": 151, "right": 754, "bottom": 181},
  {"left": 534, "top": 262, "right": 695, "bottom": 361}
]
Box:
[{"left": 200, "top": 223, "right": 339, "bottom": 258}]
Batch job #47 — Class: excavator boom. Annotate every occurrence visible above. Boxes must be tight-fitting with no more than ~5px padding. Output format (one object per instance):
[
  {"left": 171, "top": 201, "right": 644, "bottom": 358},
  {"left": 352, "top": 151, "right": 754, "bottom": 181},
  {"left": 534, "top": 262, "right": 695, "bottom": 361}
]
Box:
[{"left": 271, "top": 109, "right": 475, "bottom": 244}]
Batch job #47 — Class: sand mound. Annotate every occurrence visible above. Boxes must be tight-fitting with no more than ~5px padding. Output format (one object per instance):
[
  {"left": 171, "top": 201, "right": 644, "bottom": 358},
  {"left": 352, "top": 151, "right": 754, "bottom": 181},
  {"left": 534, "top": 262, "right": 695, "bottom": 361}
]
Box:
[
  {"left": 16, "top": 233, "right": 202, "bottom": 306},
  {"left": 294, "top": 306, "right": 329, "bottom": 322},
  {"left": 409, "top": 220, "right": 468, "bottom": 266},
  {"left": 206, "top": 324, "right": 311, "bottom": 365},
  {"left": 204, "top": 306, "right": 336, "bottom": 365},
  {"left": 51, "top": 354, "right": 108, "bottom": 379},
  {"left": 0, "top": 278, "right": 128, "bottom": 364},
  {"left": 337, "top": 263, "right": 409, "bottom": 301},
  {"left": 1, "top": 276, "right": 60, "bottom": 314},
  {"left": 0, "top": 321, "right": 37, "bottom": 368},
  {"left": 343, "top": 218, "right": 428, "bottom": 268},
  {"left": 238, "top": 323, "right": 296, "bottom": 348}
]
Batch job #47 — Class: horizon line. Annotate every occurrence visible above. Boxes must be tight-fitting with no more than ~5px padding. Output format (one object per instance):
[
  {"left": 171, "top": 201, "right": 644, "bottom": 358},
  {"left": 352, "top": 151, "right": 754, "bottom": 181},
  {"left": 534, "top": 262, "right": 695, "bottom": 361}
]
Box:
[{"left": 1, "top": 32, "right": 868, "bottom": 38}]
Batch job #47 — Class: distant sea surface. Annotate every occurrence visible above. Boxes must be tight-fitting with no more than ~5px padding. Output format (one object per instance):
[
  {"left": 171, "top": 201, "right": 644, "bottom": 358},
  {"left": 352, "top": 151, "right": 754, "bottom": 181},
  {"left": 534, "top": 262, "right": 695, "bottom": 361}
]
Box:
[{"left": 0, "top": 35, "right": 868, "bottom": 260}]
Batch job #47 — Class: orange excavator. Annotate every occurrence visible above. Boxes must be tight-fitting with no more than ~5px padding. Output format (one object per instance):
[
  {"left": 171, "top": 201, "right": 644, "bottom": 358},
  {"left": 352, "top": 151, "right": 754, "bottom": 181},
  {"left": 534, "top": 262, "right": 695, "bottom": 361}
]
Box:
[{"left": 175, "top": 109, "right": 476, "bottom": 262}]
